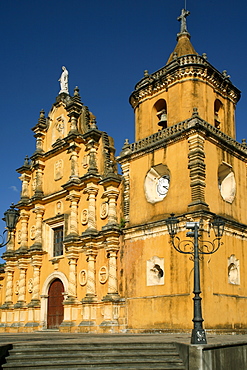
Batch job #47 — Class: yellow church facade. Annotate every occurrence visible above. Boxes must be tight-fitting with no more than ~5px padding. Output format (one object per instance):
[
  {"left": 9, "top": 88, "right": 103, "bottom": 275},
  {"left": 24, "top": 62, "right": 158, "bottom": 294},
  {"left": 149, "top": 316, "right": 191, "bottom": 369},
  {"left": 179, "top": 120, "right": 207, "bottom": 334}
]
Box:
[{"left": 1, "top": 10, "right": 247, "bottom": 334}]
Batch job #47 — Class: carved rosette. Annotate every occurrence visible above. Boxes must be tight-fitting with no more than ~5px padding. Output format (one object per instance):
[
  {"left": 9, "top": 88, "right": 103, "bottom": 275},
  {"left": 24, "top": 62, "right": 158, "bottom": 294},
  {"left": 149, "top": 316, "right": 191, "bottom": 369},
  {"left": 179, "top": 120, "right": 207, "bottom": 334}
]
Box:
[
  {"left": 99, "top": 266, "right": 108, "bottom": 284},
  {"left": 79, "top": 269, "right": 88, "bottom": 286},
  {"left": 81, "top": 209, "right": 88, "bottom": 225}
]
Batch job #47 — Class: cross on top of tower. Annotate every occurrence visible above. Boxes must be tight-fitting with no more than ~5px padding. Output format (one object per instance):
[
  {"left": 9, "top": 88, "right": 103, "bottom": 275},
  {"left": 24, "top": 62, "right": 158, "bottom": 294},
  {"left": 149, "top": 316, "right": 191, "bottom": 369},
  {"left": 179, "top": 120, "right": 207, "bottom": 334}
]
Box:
[{"left": 177, "top": 9, "right": 190, "bottom": 34}]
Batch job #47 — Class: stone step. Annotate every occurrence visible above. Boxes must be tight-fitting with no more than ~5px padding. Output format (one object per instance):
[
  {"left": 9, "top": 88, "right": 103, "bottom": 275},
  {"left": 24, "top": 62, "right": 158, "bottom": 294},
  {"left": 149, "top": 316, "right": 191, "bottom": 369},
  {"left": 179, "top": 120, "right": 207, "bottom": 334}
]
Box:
[
  {"left": 2, "top": 341, "right": 186, "bottom": 369},
  {"left": 12, "top": 342, "right": 177, "bottom": 350}
]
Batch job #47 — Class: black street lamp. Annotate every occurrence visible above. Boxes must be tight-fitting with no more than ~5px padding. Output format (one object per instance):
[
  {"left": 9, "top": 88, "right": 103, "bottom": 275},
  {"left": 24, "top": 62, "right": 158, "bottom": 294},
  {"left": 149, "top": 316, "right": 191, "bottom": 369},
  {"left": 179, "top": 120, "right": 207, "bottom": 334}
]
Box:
[
  {"left": 1, "top": 204, "right": 20, "bottom": 248},
  {"left": 165, "top": 214, "right": 225, "bottom": 344}
]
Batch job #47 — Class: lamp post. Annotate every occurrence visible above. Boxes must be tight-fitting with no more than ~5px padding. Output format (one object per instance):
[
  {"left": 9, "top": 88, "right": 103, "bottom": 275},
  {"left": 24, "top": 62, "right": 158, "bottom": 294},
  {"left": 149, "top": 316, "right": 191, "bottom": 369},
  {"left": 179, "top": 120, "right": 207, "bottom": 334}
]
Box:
[
  {"left": 165, "top": 214, "right": 225, "bottom": 344},
  {"left": 1, "top": 204, "right": 20, "bottom": 248}
]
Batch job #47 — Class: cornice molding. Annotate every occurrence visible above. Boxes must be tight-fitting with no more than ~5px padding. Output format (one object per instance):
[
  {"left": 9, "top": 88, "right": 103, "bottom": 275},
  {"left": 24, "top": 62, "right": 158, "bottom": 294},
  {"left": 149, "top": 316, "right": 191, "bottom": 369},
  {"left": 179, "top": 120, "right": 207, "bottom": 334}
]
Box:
[
  {"left": 118, "top": 116, "right": 247, "bottom": 163},
  {"left": 130, "top": 55, "right": 241, "bottom": 109}
]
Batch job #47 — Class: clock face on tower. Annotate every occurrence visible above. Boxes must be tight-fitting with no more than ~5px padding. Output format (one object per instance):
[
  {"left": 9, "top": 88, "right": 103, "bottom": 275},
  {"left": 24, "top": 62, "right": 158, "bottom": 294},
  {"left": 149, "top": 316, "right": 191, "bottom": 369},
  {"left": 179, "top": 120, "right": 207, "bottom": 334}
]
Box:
[
  {"left": 144, "top": 165, "right": 170, "bottom": 204},
  {"left": 157, "top": 176, "right": 170, "bottom": 197}
]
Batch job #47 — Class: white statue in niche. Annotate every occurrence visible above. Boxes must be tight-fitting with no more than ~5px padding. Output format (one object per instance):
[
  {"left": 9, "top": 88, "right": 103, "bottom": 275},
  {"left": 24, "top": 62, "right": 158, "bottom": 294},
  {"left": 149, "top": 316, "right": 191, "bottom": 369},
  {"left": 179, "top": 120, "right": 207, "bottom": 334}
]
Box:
[
  {"left": 58, "top": 66, "right": 69, "bottom": 94},
  {"left": 228, "top": 255, "right": 240, "bottom": 285},
  {"left": 146, "top": 256, "right": 164, "bottom": 286}
]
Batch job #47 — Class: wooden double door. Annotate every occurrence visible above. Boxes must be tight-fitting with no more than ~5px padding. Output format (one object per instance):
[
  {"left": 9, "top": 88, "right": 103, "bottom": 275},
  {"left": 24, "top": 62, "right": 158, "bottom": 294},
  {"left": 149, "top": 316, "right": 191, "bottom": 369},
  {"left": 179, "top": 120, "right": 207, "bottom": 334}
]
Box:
[{"left": 47, "top": 279, "right": 64, "bottom": 329}]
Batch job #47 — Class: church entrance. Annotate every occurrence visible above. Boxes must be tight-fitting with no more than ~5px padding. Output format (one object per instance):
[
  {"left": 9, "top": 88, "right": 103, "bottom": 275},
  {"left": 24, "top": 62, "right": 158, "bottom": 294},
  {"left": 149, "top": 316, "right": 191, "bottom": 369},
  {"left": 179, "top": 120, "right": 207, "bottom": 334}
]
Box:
[{"left": 47, "top": 278, "right": 64, "bottom": 329}]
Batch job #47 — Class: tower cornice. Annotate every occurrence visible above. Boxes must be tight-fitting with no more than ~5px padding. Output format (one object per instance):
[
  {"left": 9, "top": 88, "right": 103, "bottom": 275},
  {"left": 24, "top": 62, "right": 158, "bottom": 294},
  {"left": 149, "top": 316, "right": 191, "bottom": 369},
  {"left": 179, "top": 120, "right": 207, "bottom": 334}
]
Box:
[{"left": 129, "top": 55, "right": 241, "bottom": 109}]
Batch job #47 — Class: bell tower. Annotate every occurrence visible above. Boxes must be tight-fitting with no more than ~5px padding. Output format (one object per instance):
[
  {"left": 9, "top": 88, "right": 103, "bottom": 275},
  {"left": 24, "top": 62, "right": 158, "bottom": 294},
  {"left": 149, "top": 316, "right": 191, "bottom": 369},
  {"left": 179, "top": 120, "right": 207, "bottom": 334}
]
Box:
[
  {"left": 119, "top": 9, "right": 247, "bottom": 333},
  {"left": 130, "top": 9, "right": 240, "bottom": 141}
]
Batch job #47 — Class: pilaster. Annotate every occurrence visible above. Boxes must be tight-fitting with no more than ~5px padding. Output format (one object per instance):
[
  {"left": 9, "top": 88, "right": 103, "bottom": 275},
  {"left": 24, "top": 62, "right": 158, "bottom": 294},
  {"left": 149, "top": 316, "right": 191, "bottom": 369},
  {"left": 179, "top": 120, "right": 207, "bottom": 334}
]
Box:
[
  {"left": 31, "top": 205, "right": 44, "bottom": 251},
  {"left": 187, "top": 127, "right": 209, "bottom": 212}
]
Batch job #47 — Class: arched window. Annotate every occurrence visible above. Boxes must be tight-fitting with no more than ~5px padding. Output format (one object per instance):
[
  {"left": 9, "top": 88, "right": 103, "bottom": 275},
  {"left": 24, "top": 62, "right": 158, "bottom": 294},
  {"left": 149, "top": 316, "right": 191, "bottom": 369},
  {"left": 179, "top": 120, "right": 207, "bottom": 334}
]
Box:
[
  {"left": 214, "top": 99, "right": 223, "bottom": 129},
  {"left": 153, "top": 99, "right": 167, "bottom": 130}
]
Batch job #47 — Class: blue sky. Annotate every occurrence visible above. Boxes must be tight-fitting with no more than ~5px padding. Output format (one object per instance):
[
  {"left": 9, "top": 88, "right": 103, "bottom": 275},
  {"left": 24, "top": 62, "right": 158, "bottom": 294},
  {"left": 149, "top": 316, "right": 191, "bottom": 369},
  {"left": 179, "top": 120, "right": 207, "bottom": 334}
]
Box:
[{"left": 0, "top": 0, "right": 247, "bottom": 251}]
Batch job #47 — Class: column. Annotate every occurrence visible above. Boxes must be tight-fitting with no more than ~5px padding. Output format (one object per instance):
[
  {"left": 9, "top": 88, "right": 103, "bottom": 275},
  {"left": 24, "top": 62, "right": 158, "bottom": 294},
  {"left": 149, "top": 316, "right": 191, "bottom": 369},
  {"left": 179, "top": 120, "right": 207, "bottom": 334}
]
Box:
[
  {"left": 32, "top": 206, "right": 44, "bottom": 249},
  {"left": 66, "top": 191, "right": 80, "bottom": 235},
  {"left": 6, "top": 230, "right": 15, "bottom": 252},
  {"left": 67, "top": 252, "right": 79, "bottom": 300},
  {"left": 31, "top": 256, "right": 42, "bottom": 303},
  {"left": 68, "top": 144, "right": 80, "bottom": 180},
  {"left": 4, "top": 263, "right": 15, "bottom": 305},
  {"left": 34, "top": 163, "right": 45, "bottom": 196},
  {"left": 84, "top": 184, "right": 98, "bottom": 231},
  {"left": 85, "top": 248, "right": 97, "bottom": 298},
  {"left": 20, "top": 211, "right": 29, "bottom": 251},
  {"left": 104, "top": 188, "right": 119, "bottom": 226},
  {"left": 17, "top": 260, "right": 28, "bottom": 305},
  {"left": 105, "top": 236, "right": 120, "bottom": 298},
  {"left": 19, "top": 174, "right": 31, "bottom": 200}
]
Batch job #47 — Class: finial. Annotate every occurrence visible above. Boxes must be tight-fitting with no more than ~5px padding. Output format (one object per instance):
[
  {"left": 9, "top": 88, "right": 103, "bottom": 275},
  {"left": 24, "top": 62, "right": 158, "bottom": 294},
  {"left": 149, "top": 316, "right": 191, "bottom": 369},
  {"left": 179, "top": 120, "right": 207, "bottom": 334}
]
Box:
[
  {"left": 177, "top": 9, "right": 190, "bottom": 34},
  {"left": 74, "top": 86, "right": 79, "bottom": 96},
  {"left": 90, "top": 118, "right": 98, "bottom": 129},
  {"left": 144, "top": 70, "right": 149, "bottom": 77},
  {"left": 222, "top": 70, "right": 230, "bottom": 80},
  {"left": 202, "top": 53, "right": 207, "bottom": 60},
  {"left": 242, "top": 139, "right": 246, "bottom": 147},
  {"left": 72, "top": 86, "right": 82, "bottom": 103},
  {"left": 36, "top": 109, "right": 47, "bottom": 129},
  {"left": 192, "top": 107, "right": 199, "bottom": 117},
  {"left": 172, "top": 52, "right": 178, "bottom": 60},
  {"left": 40, "top": 109, "right": 45, "bottom": 118},
  {"left": 24, "top": 155, "right": 29, "bottom": 166}
]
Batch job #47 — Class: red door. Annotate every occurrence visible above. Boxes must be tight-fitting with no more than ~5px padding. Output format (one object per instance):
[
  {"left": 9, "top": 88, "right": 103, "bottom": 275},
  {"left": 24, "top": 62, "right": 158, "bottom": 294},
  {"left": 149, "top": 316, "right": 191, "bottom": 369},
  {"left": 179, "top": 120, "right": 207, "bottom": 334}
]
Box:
[{"left": 47, "top": 279, "right": 64, "bottom": 329}]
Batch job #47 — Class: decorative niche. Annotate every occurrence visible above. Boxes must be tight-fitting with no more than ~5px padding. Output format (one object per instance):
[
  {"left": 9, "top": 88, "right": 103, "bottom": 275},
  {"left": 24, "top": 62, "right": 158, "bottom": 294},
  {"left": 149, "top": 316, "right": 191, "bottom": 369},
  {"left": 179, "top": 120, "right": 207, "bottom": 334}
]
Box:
[
  {"left": 228, "top": 255, "right": 240, "bottom": 285},
  {"left": 218, "top": 162, "right": 236, "bottom": 203},
  {"left": 144, "top": 164, "right": 170, "bottom": 204}
]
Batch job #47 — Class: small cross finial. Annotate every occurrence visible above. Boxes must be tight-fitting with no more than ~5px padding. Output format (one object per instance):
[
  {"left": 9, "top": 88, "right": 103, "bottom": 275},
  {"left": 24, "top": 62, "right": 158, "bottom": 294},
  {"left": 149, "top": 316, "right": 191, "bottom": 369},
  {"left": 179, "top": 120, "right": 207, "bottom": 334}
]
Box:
[{"left": 177, "top": 9, "right": 190, "bottom": 34}]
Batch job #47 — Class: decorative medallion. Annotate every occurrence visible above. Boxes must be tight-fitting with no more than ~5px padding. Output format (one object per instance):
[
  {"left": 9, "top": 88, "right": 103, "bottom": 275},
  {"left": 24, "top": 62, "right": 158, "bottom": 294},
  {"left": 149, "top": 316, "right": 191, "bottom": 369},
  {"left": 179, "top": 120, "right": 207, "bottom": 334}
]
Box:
[
  {"left": 99, "top": 266, "right": 108, "bottom": 284},
  {"left": 17, "top": 230, "right": 21, "bottom": 244},
  {"left": 82, "top": 154, "right": 89, "bottom": 169},
  {"left": 15, "top": 280, "right": 19, "bottom": 295},
  {"left": 100, "top": 202, "right": 109, "bottom": 219},
  {"left": 28, "top": 278, "right": 33, "bottom": 293},
  {"left": 55, "top": 201, "right": 63, "bottom": 215},
  {"left": 79, "top": 269, "right": 88, "bottom": 286},
  {"left": 81, "top": 209, "right": 88, "bottom": 225},
  {"left": 54, "top": 159, "right": 63, "bottom": 181},
  {"left": 32, "top": 177, "right": 36, "bottom": 192},
  {"left": 30, "top": 225, "right": 36, "bottom": 240}
]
